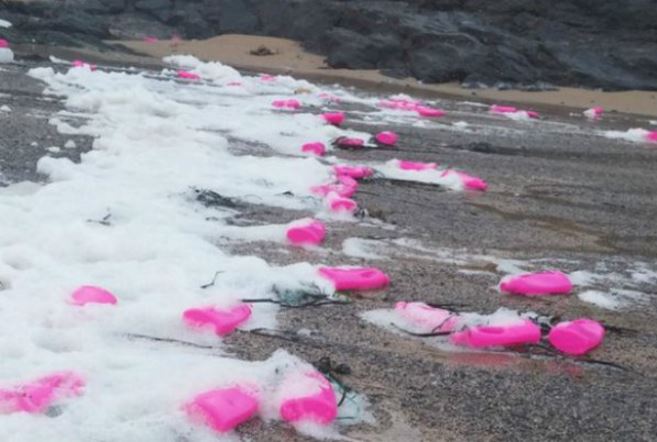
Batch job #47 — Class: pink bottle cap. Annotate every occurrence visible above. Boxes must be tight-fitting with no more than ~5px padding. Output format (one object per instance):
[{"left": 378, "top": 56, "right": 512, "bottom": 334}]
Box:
[
  {"left": 322, "top": 112, "right": 345, "bottom": 126},
  {"left": 178, "top": 70, "right": 201, "bottom": 81},
  {"left": 333, "top": 165, "right": 373, "bottom": 179},
  {"left": 646, "top": 131, "right": 657, "bottom": 143},
  {"left": 318, "top": 266, "right": 389, "bottom": 292},
  {"left": 416, "top": 106, "right": 446, "bottom": 118},
  {"left": 375, "top": 131, "right": 399, "bottom": 146},
  {"left": 301, "top": 142, "right": 326, "bottom": 156},
  {"left": 334, "top": 137, "right": 364, "bottom": 149},
  {"left": 326, "top": 192, "right": 358, "bottom": 213}
]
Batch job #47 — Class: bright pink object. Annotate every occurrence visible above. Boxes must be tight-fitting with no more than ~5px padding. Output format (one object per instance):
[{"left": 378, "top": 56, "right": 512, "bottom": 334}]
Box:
[
  {"left": 72, "top": 60, "right": 97, "bottom": 71},
  {"left": 286, "top": 219, "right": 326, "bottom": 246},
  {"left": 301, "top": 142, "right": 326, "bottom": 156},
  {"left": 584, "top": 107, "right": 604, "bottom": 119},
  {"left": 526, "top": 110, "right": 540, "bottom": 119},
  {"left": 0, "top": 372, "right": 85, "bottom": 414},
  {"left": 416, "top": 106, "right": 446, "bottom": 118},
  {"left": 260, "top": 74, "right": 276, "bottom": 82},
  {"left": 379, "top": 98, "right": 420, "bottom": 111},
  {"left": 186, "top": 386, "right": 259, "bottom": 433},
  {"left": 490, "top": 105, "right": 518, "bottom": 114},
  {"left": 646, "top": 131, "right": 657, "bottom": 143},
  {"left": 450, "top": 320, "right": 541, "bottom": 348},
  {"left": 279, "top": 371, "right": 337, "bottom": 425},
  {"left": 334, "top": 165, "right": 373, "bottom": 179},
  {"left": 311, "top": 179, "right": 357, "bottom": 198},
  {"left": 0, "top": 39, "right": 9, "bottom": 48},
  {"left": 272, "top": 99, "right": 301, "bottom": 110},
  {"left": 334, "top": 137, "right": 364, "bottom": 149},
  {"left": 499, "top": 271, "right": 573, "bottom": 296},
  {"left": 178, "top": 70, "right": 201, "bottom": 81},
  {"left": 144, "top": 36, "right": 158, "bottom": 43},
  {"left": 70, "top": 285, "right": 118, "bottom": 306},
  {"left": 548, "top": 318, "right": 605, "bottom": 356},
  {"left": 441, "top": 169, "right": 488, "bottom": 191},
  {"left": 398, "top": 160, "right": 437, "bottom": 171},
  {"left": 183, "top": 304, "right": 252, "bottom": 336},
  {"left": 318, "top": 266, "right": 389, "bottom": 292},
  {"left": 395, "top": 302, "right": 458, "bottom": 332},
  {"left": 375, "top": 131, "right": 399, "bottom": 146},
  {"left": 326, "top": 192, "right": 358, "bottom": 214},
  {"left": 322, "top": 112, "right": 345, "bottom": 126}
]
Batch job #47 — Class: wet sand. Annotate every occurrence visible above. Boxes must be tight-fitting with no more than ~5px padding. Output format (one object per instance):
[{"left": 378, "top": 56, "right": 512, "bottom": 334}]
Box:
[{"left": 117, "top": 34, "right": 657, "bottom": 117}]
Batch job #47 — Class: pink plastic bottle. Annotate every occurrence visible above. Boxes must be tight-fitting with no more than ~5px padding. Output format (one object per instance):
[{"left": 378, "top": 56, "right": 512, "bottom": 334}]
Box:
[
  {"left": 334, "top": 137, "right": 364, "bottom": 149},
  {"left": 646, "top": 131, "right": 657, "bottom": 143},
  {"left": 450, "top": 320, "right": 541, "bottom": 348},
  {"left": 583, "top": 107, "right": 604, "bottom": 119},
  {"left": 441, "top": 170, "right": 488, "bottom": 191},
  {"left": 375, "top": 131, "right": 399, "bottom": 146},
  {"left": 318, "top": 266, "right": 389, "bottom": 292},
  {"left": 322, "top": 112, "right": 345, "bottom": 126},
  {"left": 394, "top": 302, "right": 458, "bottom": 332},
  {"left": 548, "top": 318, "right": 605, "bottom": 356},
  {"left": 186, "top": 386, "right": 259, "bottom": 433},
  {"left": 183, "top": 304, "right": 252, "bottom": 336},
  {"left": 70, "top": 285, "right": 118, "bottom": 306},
  {"left": 499, "top": 271, "right": 573, "bottom": 296},
  {"left": 416, "top": 106, "right": 446, "bottom": 118},
  {"left": 334, "top": 165, "right": 373, "bottom": 179},
  {"left": 301, "top": 142, "right": 326, "bottom": 156},
  {"left": 398, "top": 160, "right": 437, "bottom": 171},
  {"left": 490, "top": 105, "right": 518, "bottom": 114},
  {"left": 326, "top": 192, "right": 358, "bottom": 214},
  {"left": 178, "top": 70, "right": 201, "bottom": 81},
  {"left": 279, "top": 371, "right": 337, "bottom": 425},
  {"left": 0, "top": 372, "right": 85, "bottom": 414},
  {"left": 286, "top": 219, "right": 326, "bottom": 246}
]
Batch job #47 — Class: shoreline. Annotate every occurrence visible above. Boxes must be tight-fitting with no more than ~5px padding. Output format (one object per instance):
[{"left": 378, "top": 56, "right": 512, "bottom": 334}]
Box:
[{"left": 116, "top": 34, "right": 657, "bottom": 118}]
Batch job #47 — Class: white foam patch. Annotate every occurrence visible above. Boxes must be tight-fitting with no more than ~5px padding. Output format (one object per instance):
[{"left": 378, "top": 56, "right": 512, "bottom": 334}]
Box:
[
  {"left": 0, "top": 48, "right": 14, "bottom": 63},
  {"left": 602, "top": 128, "right": 654, "bottom": 144},
  {"left": 578, "top": 289, "right": 647, "bottom": 310},
  {"left": 1, "top": 104, "right": 10, "bottom": 112},
  {"left": 0, "top": 18, "right": 11, "bottom": 28}
]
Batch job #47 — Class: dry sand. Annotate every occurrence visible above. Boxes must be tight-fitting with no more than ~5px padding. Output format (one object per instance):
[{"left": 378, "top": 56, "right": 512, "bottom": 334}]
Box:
[{"left": 117, "top": 34, "right": 657, "bottom": 117}]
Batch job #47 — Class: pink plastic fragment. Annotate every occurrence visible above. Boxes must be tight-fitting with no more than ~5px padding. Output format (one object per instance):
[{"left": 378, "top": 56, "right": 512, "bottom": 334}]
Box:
[
  {"left": 286, "top": 219, "right": 326, "bottom": 246},
  {"left": 395, "top": 302, "right": 458, "bottom": 333},
  {"left": 70, "top": 285, "right": 118, "bottom": 306},
  {"left": 416, "top": 106, "right": 446, "bottom": 118},
  {"left": 186, "top": 386, "right": 259, "bottom": 433},
  {"left": 183, "top": 304, "right": 252, "bottom": 336},
  {"left": 499, "top": 271, "right": 573, "bottom": 296},
  {"left": 441, "top": 169, "right": 488, "bottom": 191},
  {"left": 279, "top": 371, "right": 337, "bottom": 425},
  {"left": 144, "top": 36, "right": 158, "bottom": 43},
  {"left": 646, "top": 131, "right": 657, "bottom": 143},
  {"left": 0, "top": 372, "right": 85, "bottom": 414},
  {"left": 583, "top": 107, "right": 604, "bottom": 120},
  {"left": 490, "top": 105, "right": 518, "bottom": 114},
  {"left": 178, "top": 70, "right": 201, "bottom": 81},
  {"left": 260, "top": 74, "right": 276, "bottom": 82},
  {"left": 0, "top": 39, "right": 10, "bottom": 48},
  {"left": 450, "top": 320, "right": 541, "bottom": 348},
  {"left": 301, "top": 142, "right": 326, "bottom": 156},
  {"left": 272, "top": 99, "right": 301, "bottom": 110},
  {"left": 333, "top": 165, "right": 373, "bottom": 179},
  {"left": 326, "top": 192, "right": 358, "bottom": 214},
  {"left": 322, "top": 112, "right": 345, "bottom": 126},
  {"left": 318, "top": 266, "right": 390, "bottom": 292},
  {"left": 398, "top": 160, "right": 437, "bottom": 171},
  {"left": 71, "top": 60, "right": 97, "bottom": 71},
  {"left": 375, "top": 131, "right": 399, "bottom": 146},
  {"left": 548, "top": 318, "right": 605, "bottom": 356},
  {"left": 334, "top": 137, "right": 364, "bottom": 149}
]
